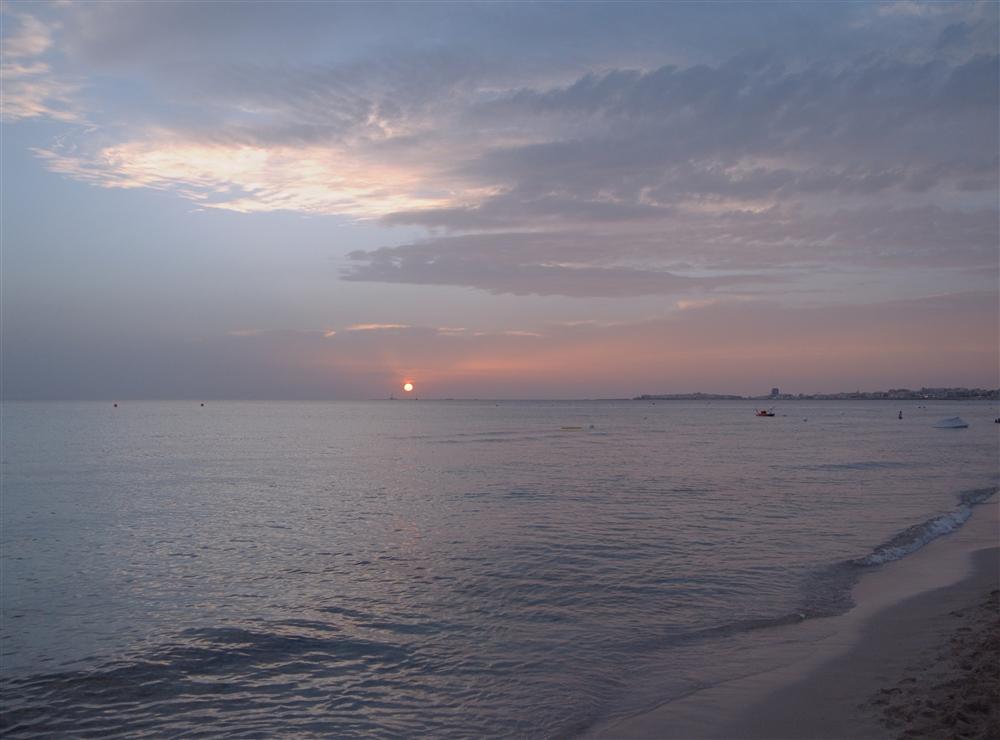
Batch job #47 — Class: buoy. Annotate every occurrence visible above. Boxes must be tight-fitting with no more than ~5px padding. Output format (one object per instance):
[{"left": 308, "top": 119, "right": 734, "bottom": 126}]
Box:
[
  {"left": 200, "top": 403, "right": 205, "bottom": 407},
  {"left": 113, "top": 403, "right": 118, "bottom": 408}
]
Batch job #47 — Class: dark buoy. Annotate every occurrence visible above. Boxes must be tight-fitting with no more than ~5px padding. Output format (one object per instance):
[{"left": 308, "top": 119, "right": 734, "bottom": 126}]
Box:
[
  {"left": 200, "top": 402, "right": 205, "bottom": 407},
  {"left": 113, "top": 403, "right": 118, "bottom": 408}
]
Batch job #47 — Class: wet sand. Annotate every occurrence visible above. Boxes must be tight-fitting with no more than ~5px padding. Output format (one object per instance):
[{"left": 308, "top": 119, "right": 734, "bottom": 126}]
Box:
[
  {"left": 590, "top": 498, "right": 999, "bottom": 739},
  {"left": 717, "top": 546, "right": 998, "bottom": 739}
]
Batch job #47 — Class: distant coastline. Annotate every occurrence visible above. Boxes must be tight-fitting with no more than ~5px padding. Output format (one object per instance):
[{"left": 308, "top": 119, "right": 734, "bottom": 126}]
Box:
[{"left": 634, "top": 387, "right": 999, "bottom": 401}]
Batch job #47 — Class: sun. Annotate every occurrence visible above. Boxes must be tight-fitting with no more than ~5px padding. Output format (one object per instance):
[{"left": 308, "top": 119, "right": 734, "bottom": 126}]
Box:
[{"left": 403, "top": 382, "right": 414, "bottom": 393}]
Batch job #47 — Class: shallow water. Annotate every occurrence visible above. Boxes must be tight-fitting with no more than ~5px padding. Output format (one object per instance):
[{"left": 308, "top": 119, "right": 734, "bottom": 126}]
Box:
[{"left": 2, "top": 400, "right": 997, "bottom": 736}]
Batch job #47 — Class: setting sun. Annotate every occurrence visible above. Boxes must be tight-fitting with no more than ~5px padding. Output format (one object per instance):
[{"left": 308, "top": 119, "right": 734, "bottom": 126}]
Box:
[{"left": 403, "top": 382, "right": 414, "bottom": 392}]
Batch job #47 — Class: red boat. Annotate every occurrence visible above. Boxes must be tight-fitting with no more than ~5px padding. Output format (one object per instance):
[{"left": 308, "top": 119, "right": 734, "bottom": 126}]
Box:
[{"left": 755, "top": 408, "right": 775, "bottom": 417}]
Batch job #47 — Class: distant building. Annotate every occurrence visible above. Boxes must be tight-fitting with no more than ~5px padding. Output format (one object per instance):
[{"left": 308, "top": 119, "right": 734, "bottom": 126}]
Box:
[{"left": 770, "top": 387, "right": 780, "bottom": 398}]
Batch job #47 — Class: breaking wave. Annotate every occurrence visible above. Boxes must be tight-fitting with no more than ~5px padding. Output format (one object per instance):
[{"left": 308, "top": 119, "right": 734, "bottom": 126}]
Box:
[
  {"left": 799, "top": 487, "right": 997, "bottom": 619},
  {"left": 856, "top": 487, "right": 996, "bottom": 566}
]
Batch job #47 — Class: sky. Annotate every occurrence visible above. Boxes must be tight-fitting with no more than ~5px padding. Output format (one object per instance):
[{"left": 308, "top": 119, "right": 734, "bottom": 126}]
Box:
[{"left": 2, "top": 0, "right": 998, "bottom": 399}]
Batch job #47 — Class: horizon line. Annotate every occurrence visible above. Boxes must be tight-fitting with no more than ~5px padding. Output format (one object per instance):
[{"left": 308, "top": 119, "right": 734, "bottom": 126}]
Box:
[{"left": 4, "top": 392, "right": 998, "bottom": 403}]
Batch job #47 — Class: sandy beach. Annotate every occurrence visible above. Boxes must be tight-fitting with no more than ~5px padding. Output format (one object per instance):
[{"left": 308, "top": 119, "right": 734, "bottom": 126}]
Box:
[
  {"left": 866, "top": 572, "right": 998, "bottom": 740},
  {"left": 590, "top": 497, "right": 999, "bottom": 739}
]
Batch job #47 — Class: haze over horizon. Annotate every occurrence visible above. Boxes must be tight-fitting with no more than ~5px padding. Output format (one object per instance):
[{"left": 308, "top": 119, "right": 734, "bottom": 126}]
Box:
[{"left": 3, "top": 1, "right": 998, "bottom": 400}]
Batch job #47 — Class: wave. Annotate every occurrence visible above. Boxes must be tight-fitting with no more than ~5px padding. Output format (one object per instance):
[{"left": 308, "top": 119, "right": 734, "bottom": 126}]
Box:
[
  {"left": 618, "top": 486, "right": 999, "bottom": 682},
  {"left": 797, "top": 460, "right": 916, "bottom": 471},
  {"left": 797, "top": 486, "right": 998, "bottom": 619},
  {"left": 855, "top": 486, "right": 996, "bottom": 566},
  {"left": 0, "top": 625, "right": 418, "bottom": 737}
]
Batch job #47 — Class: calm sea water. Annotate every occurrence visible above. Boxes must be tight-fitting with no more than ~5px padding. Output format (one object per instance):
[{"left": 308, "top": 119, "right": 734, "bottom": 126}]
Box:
[{"left": 2, "top": 400, "right": 998, "bottom": 737}]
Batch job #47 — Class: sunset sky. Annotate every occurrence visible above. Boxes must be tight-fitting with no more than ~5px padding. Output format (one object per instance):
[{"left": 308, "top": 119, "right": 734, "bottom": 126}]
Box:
[{"left": 3, "top": 1, "right": 998, "bottom": 399}]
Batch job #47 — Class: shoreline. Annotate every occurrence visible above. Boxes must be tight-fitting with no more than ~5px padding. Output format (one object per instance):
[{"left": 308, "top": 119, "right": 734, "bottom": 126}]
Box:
[{"left": 588, "top": 496, "right": 999, "bottom": 739}]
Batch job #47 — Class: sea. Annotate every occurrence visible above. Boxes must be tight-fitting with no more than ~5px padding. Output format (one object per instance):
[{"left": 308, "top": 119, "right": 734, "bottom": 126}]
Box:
[{"left": 1, "top": 400, "right": 998, "bottom": 737}]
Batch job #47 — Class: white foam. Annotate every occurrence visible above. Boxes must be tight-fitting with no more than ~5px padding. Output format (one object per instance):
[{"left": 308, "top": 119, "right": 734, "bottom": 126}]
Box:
[{"left": 861, "top": 507, "right": 973, "bottom": 566}]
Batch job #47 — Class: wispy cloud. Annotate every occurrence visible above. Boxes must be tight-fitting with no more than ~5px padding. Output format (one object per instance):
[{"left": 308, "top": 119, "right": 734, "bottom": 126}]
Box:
[
  {"left": 33, "top": 137, "right": 456, "bottom": 216},
  {"left": 876, "top": 1, "right": 951, "bottom": 19},
  {"left": 3, "top": 12, "right": 51, "bottom": 58},
  {"left": 7, "top": 1, "right": 999, "bottom": 305},
  {"left": 343, "top": 230, "right": 782, "bottom": 298},
  {"left": 1, "top": 12, "right": 81, "bottom": 122},
  {"left": 345, "top": 323, "right": 411, "bottom": 332}
]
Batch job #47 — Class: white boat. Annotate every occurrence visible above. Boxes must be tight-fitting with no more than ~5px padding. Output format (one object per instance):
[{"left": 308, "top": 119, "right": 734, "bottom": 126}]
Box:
[{"left": 932, "top": 416, "right": 969, "bottom": 429}]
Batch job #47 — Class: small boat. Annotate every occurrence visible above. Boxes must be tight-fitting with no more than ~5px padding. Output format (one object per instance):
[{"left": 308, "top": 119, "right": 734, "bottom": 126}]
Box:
[
  {"left": 755, "top": 408, "right": 775, "bottom": 417},
  {"left": 933, "top": 416, "right": 968, "bottom": 429}
]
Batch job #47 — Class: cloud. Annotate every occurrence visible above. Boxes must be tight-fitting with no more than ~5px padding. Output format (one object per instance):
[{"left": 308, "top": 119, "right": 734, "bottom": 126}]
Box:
[
  {"left": 877, "top": 1, "right": 951, "bottom": 19},
  {"left": 30, "top": 26, "right": 998, "bottom": 211},
  {"left": 343, "top": 230, "right": 787, "bottom": 297},
  {"left": 3, "top": 12, "right": 52, "bottom": 58},
  {"left": 454, "top": 52, "right": 999, "bottom": 202},
  {"left": 344, "top": 202, "right": 997, "bottom": 297},
  {"left": 8, "top": 2, "right": 999, "bottom": 302},
  {"left": 345, "top": 323, "right": 411, "bottom": 331},
  {"left": 1, "top": 63, "right": 80, "bottom": 122},
  {"left": 1, "top": 12, "right": 81, "bottom": 122},
  {"left": 33, "top": 137, "right": 456, "bottom": 216}
]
